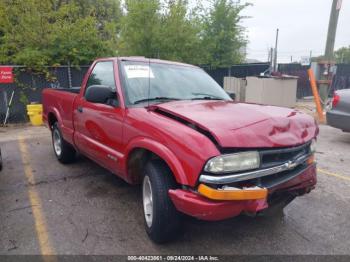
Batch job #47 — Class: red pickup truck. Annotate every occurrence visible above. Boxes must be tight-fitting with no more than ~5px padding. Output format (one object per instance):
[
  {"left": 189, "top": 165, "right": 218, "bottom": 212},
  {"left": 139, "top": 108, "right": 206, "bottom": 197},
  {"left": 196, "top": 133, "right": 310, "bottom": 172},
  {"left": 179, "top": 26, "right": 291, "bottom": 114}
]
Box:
[{"left": 43, "top": 57, "right": 318, "bottom": 243}]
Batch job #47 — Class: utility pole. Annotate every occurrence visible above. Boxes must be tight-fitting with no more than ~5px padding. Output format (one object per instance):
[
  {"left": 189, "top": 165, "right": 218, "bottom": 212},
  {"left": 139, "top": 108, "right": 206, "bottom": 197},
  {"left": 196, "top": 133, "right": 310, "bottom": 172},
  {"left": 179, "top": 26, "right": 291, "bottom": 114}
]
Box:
[
  {"left": 273, "top": 28, "right": 279, "bottom": 72},
  {"left": 270, "top": 48, "right": 273, "bottom": 66},
  {"left": 319, "top": 0, "right": 341, "bottom": 108},
  {"left": 269, "top": 47, "right": 273, "bottom": 74}
]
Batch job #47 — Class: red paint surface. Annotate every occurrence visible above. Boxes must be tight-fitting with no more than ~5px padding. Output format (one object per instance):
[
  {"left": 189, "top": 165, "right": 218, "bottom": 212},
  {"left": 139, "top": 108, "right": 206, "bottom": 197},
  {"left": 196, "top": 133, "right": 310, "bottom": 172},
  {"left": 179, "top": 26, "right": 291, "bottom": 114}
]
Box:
[
  {"left": 269, "top": 164, "right": 317, "bottom": 194},
  {"left": 169, "top": 164, "right": 317, "bottom": 221},
  {"left": 153, "top": 100, "right": 318, "bottom": 148},
  {"left": 0, "top": 67, "right": 14, "bottom": 84},
  {"left": 43, "top": 57, "right": 319, "bottom": 220},
  {"left": 169, "top": 189, "right": 268, "bottom": 221}
]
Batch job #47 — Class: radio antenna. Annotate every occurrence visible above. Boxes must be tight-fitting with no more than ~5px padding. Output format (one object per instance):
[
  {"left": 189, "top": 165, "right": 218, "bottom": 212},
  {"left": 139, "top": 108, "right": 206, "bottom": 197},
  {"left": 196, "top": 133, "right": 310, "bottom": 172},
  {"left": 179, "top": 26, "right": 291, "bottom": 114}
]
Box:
[{"left": 147, "top": 57, "right": 151, "bottom": 109}]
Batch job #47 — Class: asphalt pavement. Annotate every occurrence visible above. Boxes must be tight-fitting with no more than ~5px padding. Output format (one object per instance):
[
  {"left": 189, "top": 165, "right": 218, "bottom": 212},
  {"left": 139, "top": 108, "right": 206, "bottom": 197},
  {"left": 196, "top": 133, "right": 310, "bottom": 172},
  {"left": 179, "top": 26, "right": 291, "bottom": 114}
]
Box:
[{"left": 0, "top": 124, "right": 349, "bottom": 255}]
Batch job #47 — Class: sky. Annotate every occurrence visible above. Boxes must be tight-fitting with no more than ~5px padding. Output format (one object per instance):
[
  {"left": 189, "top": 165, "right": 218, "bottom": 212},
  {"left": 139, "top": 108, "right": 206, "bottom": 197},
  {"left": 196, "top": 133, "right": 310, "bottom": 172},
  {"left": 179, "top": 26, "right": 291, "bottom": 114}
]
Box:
[{"left": 239, "top": 0, "right": 350, "bottom": 63}]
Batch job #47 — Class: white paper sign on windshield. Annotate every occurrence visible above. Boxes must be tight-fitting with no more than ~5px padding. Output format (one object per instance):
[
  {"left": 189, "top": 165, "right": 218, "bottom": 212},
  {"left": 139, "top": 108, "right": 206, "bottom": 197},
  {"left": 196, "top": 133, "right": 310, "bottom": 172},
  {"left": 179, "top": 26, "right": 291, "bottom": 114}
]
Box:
[{"left": 124, "top": 65, "right": 154, "bottom": 79}]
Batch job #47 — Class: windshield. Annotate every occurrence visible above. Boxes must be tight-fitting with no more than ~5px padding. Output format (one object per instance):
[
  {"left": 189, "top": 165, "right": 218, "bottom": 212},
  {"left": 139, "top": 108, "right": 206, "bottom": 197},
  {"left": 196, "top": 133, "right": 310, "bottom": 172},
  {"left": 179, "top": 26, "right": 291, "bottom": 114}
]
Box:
[{"left": 120, "top": 61, "right": 231, "bottom": 105}]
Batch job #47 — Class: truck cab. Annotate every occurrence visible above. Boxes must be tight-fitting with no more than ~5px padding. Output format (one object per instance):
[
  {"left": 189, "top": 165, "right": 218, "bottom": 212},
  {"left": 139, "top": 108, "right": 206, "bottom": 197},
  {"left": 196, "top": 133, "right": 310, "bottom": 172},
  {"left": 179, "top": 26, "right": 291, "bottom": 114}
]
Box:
[{"left": 43, "top": 57, "right": 318, "bottom": 243}]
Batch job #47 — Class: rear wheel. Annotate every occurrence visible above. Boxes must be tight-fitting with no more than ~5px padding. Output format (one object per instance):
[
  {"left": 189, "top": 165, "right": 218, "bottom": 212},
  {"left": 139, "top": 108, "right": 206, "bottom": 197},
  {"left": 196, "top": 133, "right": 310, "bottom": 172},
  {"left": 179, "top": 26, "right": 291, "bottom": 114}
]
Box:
[
  {"left": 142, "top": 160, "right": 182, "bottom": 243},
  {"left": 52, "top": 122, "right": 76, "bottom": 164}
]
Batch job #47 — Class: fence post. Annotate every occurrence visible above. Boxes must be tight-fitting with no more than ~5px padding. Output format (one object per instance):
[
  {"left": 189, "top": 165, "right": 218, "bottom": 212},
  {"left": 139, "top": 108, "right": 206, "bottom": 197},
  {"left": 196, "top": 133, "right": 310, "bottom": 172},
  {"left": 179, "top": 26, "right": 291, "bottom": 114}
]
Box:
[{"left": 68, "top": 61, "right": 72, "bottom": 88}]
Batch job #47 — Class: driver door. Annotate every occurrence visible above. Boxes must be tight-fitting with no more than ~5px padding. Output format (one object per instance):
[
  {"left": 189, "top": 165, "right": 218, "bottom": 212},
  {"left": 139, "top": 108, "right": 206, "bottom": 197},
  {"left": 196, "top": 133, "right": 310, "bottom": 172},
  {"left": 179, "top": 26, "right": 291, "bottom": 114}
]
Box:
[{"left": 74, "top": 61, "right": 125, "bottom": 174}]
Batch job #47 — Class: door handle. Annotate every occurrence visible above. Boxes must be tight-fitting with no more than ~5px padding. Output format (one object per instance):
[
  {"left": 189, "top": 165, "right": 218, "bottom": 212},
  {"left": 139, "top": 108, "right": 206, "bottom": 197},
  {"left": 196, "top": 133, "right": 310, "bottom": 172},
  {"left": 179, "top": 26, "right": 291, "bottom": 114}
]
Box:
[{"left": 77, "top": 107, "right": 83, "bottom": 113}]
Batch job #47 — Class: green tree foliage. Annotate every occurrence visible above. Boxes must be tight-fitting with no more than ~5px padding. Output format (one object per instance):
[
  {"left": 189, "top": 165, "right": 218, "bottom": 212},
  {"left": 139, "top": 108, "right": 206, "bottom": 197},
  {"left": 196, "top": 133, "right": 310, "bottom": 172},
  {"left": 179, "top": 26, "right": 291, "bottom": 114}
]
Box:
[
  {"left": 53, "top": 0, "right": 122, "bottom": 45},
  {"left": 201, "top": 0, "right": 248, "bottom": 67},
  {"left": 335, "top": 46, "right": 350, "bottom": 64},
  {"left": 158, "top": 0, "right": 203, "bottom": 64},
  {"left": 118, "top": 0, "right": 161, "bottom": 57},
  {"left": 0, "top": 0, "right": 248, "bottom": 68},
  {"left": 118, "top": 0, "right": 205, "bottom": 63},
  {"left": 0, "top": 0, "right": 52, "bottom": 67},
  {"left": 0, "top": 0, "right": 121, "bottom": 67},
  {"left": 48, "top": 3, "right": 116, "bottom": 66}
]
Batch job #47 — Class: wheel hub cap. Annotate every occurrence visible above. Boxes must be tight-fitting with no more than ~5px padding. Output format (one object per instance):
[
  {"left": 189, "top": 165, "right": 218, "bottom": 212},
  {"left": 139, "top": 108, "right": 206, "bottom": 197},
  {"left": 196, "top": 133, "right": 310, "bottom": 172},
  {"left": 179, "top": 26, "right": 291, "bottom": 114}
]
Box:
[
  {"left": 143, "top": 176, "right": 153, "bottom": 227},
  {"left": 53, "top": 129, "right": 62, "bottom": 156}
]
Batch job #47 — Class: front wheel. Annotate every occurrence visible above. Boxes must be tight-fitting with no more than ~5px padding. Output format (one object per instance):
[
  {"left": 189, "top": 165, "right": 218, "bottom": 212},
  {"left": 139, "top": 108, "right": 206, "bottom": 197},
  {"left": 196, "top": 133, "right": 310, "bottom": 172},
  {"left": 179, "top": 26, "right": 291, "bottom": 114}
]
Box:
[
  {"left": 142, "top": 160, "right": 182, "bottom": 243},
  {"left": 52, "top": 122, "right": 76, "bottom": 164}
]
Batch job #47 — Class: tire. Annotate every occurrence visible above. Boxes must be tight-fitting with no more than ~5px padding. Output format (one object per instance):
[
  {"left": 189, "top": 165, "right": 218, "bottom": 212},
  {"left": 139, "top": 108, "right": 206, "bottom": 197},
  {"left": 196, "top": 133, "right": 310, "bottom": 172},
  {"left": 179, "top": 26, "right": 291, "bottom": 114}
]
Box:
[
  {"left": 52, "top": 122, "right": 76, "bottom": 164},
  {"left": 142, "top": 160, "right": 182, "bottom": 243}
]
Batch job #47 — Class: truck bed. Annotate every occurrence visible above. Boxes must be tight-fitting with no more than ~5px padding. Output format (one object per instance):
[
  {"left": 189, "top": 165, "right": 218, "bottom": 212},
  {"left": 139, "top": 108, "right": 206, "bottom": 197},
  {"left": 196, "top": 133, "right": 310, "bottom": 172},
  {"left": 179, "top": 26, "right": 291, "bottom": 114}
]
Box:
[{"left": 42, "top": 88, "right": 78, "bottom": 145}]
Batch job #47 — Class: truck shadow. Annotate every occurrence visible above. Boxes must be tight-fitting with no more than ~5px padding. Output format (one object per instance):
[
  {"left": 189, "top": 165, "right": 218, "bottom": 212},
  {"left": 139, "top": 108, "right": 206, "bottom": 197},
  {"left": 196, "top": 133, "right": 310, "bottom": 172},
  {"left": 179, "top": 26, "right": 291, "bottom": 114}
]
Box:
[
  {"left": 70, "top": 155, "right": 290, "bottom": 248},
  {"left": 85, "top": 165, "right": 286, "bottom": 245}
]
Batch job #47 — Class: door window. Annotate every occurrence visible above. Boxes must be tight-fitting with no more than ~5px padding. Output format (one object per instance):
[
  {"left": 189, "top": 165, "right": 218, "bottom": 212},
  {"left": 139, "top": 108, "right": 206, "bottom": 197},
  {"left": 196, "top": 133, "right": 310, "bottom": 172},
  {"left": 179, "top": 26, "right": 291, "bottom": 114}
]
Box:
[{"left": 86, "top": 61, "right": 116, "bottom": 90}]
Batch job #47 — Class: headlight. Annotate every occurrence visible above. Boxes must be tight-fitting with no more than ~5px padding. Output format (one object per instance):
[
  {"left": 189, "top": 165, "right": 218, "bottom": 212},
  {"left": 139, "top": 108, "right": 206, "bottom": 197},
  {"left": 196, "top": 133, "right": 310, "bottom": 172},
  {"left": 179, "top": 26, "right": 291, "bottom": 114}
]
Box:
[
  {"left": 310, "top": 139, "right": 316, "bottom": 153},
  {"left": 204, "top": 151, "right": 260, "bottom": 174}
]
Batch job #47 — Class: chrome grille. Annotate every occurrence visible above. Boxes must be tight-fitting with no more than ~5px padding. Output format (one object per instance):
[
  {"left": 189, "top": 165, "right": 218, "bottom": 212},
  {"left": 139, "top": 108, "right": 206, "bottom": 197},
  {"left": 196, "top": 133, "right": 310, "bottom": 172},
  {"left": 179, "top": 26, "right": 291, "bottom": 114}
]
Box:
[{"left": 260, "top": 142, "right": 311, "bottom": 169}]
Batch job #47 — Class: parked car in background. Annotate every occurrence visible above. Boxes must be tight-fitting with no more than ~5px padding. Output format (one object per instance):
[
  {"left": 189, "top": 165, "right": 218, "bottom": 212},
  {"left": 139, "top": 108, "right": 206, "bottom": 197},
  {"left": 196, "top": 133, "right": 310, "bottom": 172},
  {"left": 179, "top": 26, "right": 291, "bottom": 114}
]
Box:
[
  {"left": 43, "top": 57, "right": 319, "bottom": 243},
  {"left": 327, "top": 89, "right": 350, "bottom": 132}
]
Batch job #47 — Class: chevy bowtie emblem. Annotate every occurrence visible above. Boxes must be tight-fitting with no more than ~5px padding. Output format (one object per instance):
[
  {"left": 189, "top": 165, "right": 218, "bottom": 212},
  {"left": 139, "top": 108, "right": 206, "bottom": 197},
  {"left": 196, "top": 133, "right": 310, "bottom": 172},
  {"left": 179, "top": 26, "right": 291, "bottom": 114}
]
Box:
[{"left": 286, "top": 160, "right": 298, "bottom": 170}]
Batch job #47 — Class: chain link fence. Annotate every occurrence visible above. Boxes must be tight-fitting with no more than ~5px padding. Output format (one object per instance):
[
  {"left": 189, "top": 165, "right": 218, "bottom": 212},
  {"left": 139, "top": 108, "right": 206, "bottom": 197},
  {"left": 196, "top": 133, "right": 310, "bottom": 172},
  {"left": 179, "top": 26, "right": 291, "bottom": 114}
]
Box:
[
  {"left": 1, "top": 63, "right": 350, "bottom": 124},
  {"left": 278, "top": 63, "right": 350, "bottom": 99},
  {"left": 0, "top": 63, "right": 271, "bottom": 124},
  {"left": 0, "top": 66, "right": 89, "bottom": 124},
  {"left": 278, "top": 63, "right": 312, "bottom": 99},
  {"left": 202, "top": 63, "right": 270, "bottom": 88},
  {"left": 330, "top": 64, "right": 350, "bottom": 95}
]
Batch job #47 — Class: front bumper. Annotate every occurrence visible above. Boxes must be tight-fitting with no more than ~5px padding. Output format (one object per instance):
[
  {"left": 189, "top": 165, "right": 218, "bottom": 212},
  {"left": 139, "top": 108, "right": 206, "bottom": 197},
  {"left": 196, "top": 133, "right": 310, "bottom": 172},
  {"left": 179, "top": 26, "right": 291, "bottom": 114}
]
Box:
[{"left": 168, "top": 163, "right": 317, "bottom": 221}]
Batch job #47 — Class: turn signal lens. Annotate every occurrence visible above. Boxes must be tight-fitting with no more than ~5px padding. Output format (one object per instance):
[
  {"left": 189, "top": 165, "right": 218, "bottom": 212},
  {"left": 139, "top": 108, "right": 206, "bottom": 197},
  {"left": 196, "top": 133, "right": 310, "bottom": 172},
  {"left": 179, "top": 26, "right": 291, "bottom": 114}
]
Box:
[
  {"left": 198, "top": 184, "right": 268, "bottom": 201},
  {"left": 307, "top": 155, "right": 315, "bottom": 165}
]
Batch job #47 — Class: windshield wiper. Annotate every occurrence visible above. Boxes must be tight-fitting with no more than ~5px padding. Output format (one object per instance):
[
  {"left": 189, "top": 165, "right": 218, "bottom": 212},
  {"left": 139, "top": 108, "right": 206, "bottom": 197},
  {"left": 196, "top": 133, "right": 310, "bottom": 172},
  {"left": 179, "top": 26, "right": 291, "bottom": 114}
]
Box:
[
  {"left": 133, "top": 97, "right": 180, "bottom": 105},
  {"left": 191, "top": 93, "right": 224, "bottom": 100}
]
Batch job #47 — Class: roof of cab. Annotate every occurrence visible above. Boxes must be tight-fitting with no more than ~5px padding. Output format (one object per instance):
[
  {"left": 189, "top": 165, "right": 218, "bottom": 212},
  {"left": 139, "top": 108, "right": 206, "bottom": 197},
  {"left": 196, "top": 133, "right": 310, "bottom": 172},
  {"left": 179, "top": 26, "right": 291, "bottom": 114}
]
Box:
[{"left": 95, "top": 56, "right": 199, "bottom": 68}]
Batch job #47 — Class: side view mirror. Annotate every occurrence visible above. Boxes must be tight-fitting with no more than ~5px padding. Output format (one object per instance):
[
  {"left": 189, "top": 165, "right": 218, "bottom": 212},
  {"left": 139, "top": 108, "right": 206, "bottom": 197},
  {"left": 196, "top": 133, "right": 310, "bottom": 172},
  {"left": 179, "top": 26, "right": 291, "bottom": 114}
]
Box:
[
  {"left": 85, "top": 85, "right": 117, "bottom": 105},
  {"left": 226, "top": 91, "right": 236, "bottom": 100}
]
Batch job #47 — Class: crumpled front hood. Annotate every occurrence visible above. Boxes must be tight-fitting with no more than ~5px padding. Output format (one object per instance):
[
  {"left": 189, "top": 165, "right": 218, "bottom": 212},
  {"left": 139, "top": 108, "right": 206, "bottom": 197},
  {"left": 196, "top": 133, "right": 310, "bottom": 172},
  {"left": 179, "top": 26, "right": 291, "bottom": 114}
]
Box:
[{"left": 152, "top": 100, "right": 318, "bottom": 148}]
